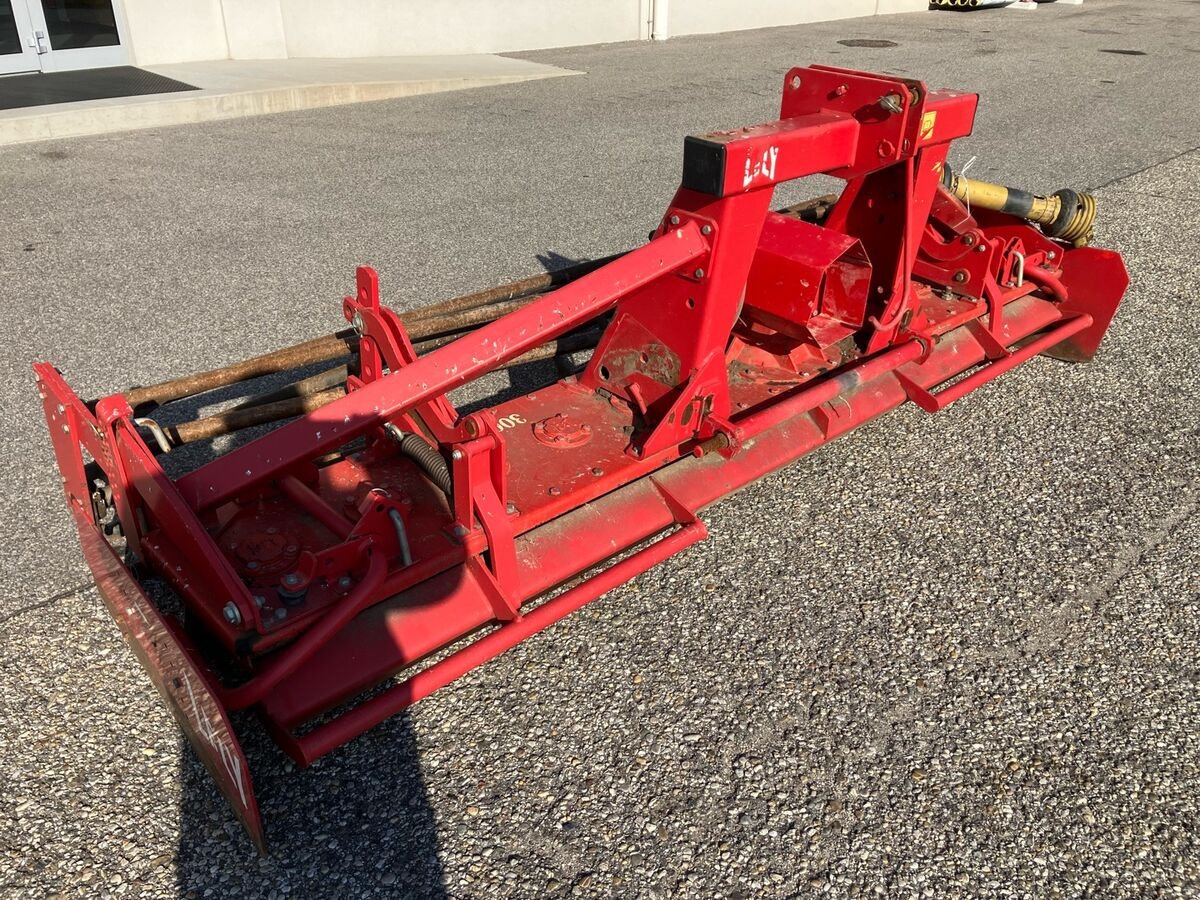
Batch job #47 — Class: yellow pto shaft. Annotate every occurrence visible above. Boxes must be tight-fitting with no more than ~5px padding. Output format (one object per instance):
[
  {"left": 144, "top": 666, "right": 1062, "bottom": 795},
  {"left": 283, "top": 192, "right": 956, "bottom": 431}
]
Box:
[{"left": 941, "top": 163, "right": 1098, "bottom": 247}]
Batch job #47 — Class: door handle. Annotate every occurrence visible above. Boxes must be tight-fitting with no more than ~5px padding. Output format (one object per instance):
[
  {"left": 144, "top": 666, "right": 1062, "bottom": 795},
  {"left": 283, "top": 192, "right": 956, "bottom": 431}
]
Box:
[{"left": 34, "top": 30, "right": 48, "bottom": 54}]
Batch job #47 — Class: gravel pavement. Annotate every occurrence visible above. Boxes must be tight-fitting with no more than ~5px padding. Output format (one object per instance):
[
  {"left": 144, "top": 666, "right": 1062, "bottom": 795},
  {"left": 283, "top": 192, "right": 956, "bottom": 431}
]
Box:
[{"left": 2, "top": 1, "right": 1198, "bottom": 897}]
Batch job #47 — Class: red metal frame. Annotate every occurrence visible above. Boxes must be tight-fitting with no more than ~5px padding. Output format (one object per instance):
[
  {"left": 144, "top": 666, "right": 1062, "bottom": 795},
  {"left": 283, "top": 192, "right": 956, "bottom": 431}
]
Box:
[{"left": 33, "top": 65, "right": 1128, "bottom": 851}]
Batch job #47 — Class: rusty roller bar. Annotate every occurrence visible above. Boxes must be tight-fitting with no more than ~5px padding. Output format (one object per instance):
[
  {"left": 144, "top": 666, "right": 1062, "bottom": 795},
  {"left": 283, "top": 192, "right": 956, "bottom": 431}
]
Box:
[
  {"left": 165, "top": 389, "right": 348, "bottom": 446},
  {"left": 229, "top": 319, "right": 606, "bottom": 414},
  {"left": 226, "top": 365, "right": 352, "bottom": 413},
  {"left": 121, "top": 303, "right": 512, "bottom": 412},
  {"left": 401, "top": 253, "right": 624, "bottom": 323},
  {"left": 163, "top": 329, "right": 603, "bottom": 446},
  {"left": 775, "top": 193, "right": 839, "bottom": 223},
  {"left": 121, "top": 256, "right": 624, "bottom": 411},
  {"left": 122, "top": 330, "right": 359, "bottom": 411}
]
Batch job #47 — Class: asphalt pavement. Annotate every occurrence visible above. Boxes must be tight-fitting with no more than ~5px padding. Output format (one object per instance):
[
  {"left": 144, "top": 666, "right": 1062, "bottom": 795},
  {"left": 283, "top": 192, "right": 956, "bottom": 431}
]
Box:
[{"left": 1, "top": 0, "right": 1198, "bottom": 896}]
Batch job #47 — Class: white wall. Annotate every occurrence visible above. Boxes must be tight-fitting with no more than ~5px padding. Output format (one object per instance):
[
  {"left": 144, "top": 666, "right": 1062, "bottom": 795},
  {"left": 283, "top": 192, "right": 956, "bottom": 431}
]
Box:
[
  {"left": 278, "top": 0, "right": 641, "bottom": 58},
  {"left": 672, "top": 0, "right": 927, "bottom": 36},
  {"left": 222, "top": 0, "right": 287, "bottom": 60},
  {"left": 117, "top": 0, "right": 928, "bottom": 65},
  {"left": 121, "top": 0, "right": 227, "bottom": 65},
  {"left": 877, "top": 0, "right": 929, "bottom": 12}
]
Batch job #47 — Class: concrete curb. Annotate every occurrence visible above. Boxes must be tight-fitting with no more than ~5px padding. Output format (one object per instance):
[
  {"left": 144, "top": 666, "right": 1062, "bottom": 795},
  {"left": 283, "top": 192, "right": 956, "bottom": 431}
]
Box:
[{"left": 0, "top": 67, "right": 578, "bottom": 147}]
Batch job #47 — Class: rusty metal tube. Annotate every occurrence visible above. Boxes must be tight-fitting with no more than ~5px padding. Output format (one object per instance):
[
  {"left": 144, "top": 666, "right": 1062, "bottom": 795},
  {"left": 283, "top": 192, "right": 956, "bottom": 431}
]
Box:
[
  {"left": 401, "top": 254, "right": 624, "bottom": 323},
  {"left": 122, "top": 299, "right": 521, "bottom": 411},
  {"left": 165, "top": 388, "right": 347, "bottom": 446},
  {"left": 228, "top": 365, "right": 350, "bottom": 412},
  {"left": 411, "top": 296, "right": 532, "bottom": 338},
  {"left": 163, "top": 329, "right": 602, "bottom": 446},
  {"left": 123, "top": 331, "right": 358, "bottom": 410},
  {"left": 122, "top": 303, "right": 513, "bottom": 411},
  {"left": 121, "top": 259, "right": 624, "bottom": 411},
  {"left": 227, "top": 318, "right": 605, "bottom": 416},
  {"left": 775, "top": 193, "right": 839, "bottom": 223}
]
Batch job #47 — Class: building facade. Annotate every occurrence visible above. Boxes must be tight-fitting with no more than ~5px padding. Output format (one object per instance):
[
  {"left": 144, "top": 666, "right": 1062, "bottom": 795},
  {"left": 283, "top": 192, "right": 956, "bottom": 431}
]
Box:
[{"left": 2, "top": 0, "right": 926, "bottom": 75}]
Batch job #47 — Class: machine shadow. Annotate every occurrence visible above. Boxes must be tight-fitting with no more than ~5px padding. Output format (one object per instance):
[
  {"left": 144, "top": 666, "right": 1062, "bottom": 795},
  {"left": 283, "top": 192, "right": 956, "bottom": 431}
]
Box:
[{"left": 175, "top": 709, "right": 448, "bottom": 897}]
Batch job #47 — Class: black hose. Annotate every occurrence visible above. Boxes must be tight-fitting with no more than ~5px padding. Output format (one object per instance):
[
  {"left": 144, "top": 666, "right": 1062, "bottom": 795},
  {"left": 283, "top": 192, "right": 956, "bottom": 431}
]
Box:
[{"left": 385, "top": 425, "right": 453, "bottom": 498}]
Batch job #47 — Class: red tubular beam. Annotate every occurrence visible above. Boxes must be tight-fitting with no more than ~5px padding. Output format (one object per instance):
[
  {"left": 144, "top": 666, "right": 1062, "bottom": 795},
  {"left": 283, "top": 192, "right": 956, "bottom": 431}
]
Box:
[
  {"left": 220, "top": 549, "right": 388, "bottom": 710},
  {"left": 1024, "top": 265, "right": 1069, "bottom": 305},
  {"left": 279, "top": 475, "right": 353, "bottom": 540},
  {"left": 287, "top": 520, "right": 708, "bottom": 764},
  {"left": 905, "top": 313, "right": 1092, "bottom": 412},
  {"left": 179, "top": 224, "right": 710, "bottom": 512},
  {"left": 732, "top": 340, "right": 925, "bottom": 438}
]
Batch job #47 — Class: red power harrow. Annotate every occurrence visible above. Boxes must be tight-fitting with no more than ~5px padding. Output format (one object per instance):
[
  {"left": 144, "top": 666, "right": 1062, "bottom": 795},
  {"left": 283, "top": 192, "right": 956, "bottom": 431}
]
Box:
[{"left": 35, "top": 66, "right": 1128, "bottom": 851}]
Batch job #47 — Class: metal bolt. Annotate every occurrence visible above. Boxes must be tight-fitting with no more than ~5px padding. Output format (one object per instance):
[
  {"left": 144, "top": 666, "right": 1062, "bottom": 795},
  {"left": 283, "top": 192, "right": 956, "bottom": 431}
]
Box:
[
  {"left": 694, "top": 268, "right": 705, "bottom": 279},
  {"left": 879, "top": 93, "right": 904, "bottom": 115},
  {"left": 669, "top": 215, "right": 680, "bottom": 225},
  {"left": 61, "top": 424, "right": 69, "bottom": 433},
  {"left": 1047, "top": 250, "right": 1057, "bottom": 260},
  {"left": 275, "top": 607, "right": 288, "bottom": 620},
  {"left": 283, "top": 572, "right": 302, "bottom": 587},
  {"left": 452, "top": 524, "right": 469, "bottom": 538},
  {"left": 351, "top": 310, "right": 365, "bottom": 336},
  {"left": 548, "top": 486, "right": 561, "bottom": 496},
  {"left": 976, "top": 244, "right": 987, "bottom": 253},
  {"left": 506, "top": 502, "right": 518, "bottom": 514},
  {"left": 700, "top": 224, "right": 713, "bottom": 236},
  {"left": 222, "top": 602, "right": 241, "bottom": 625},
  {"left": 591, "top": 467, "right": 604, "bottom": 476},
  {"left": 961, "top": 233, "right": 976, "bottom": 248},
  {"left": 451, "top": 449, "right": 464, "bottom": 461},
  {"left": 953, "top": 271, "right": 968, "bottom": 283},
  {"left": 253, "top": 595, "right": 266, "bottom": 608},
  {"left": 337, "top": 575, "right": 353, "bottom": 590},
  {"left": 56, "top": 404, "right": 65, "bottom": 414}
]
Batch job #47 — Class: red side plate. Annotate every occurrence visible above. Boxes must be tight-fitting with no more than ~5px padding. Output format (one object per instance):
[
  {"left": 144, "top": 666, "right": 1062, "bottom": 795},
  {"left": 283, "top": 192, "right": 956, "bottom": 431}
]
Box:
[{"left": 72, "top": 505, "right": 265, "bottom": 853}]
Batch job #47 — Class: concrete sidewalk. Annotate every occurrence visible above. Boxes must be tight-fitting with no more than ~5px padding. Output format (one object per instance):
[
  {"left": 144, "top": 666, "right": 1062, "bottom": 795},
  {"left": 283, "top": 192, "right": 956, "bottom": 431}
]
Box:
[{"left": 0, "top": 55, "right": 578, "bottom": 147}]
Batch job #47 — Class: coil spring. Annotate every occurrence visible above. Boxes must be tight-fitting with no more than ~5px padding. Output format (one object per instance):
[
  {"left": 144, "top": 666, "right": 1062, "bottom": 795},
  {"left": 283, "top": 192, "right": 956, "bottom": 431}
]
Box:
[{"left": 385, "top": 425, "right": 454, "bottom": 498}]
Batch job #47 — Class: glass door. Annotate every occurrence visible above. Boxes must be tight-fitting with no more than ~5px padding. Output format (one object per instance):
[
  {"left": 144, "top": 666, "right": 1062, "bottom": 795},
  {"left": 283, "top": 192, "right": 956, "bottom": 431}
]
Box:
[
  {"left": 0, "top": 1, "right": 41, "bottom": 75},
  {"left": 1, "top": 0, "right": 128, "bottom": 75},
  {"left": 28, "top": 0, "right": 128, "bottom": 72}
]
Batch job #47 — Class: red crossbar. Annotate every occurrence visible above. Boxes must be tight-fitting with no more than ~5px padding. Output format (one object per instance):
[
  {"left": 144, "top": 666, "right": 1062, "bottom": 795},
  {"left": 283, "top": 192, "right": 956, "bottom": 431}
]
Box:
[{"left": 179, "top": 222, "right": 710, "bottom": 511}]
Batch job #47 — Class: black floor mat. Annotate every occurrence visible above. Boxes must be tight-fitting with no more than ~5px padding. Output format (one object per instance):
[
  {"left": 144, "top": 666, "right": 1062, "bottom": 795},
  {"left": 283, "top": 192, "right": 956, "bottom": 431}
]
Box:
[{"left": 0, "top": 66, "right": 197, "bottom": 111}]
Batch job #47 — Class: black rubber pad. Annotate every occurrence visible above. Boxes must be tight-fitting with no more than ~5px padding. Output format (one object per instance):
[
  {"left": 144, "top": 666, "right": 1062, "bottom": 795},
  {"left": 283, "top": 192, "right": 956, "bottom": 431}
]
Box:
[{"left": 0, "top": 65, "right": 196, "bottom": 111}]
